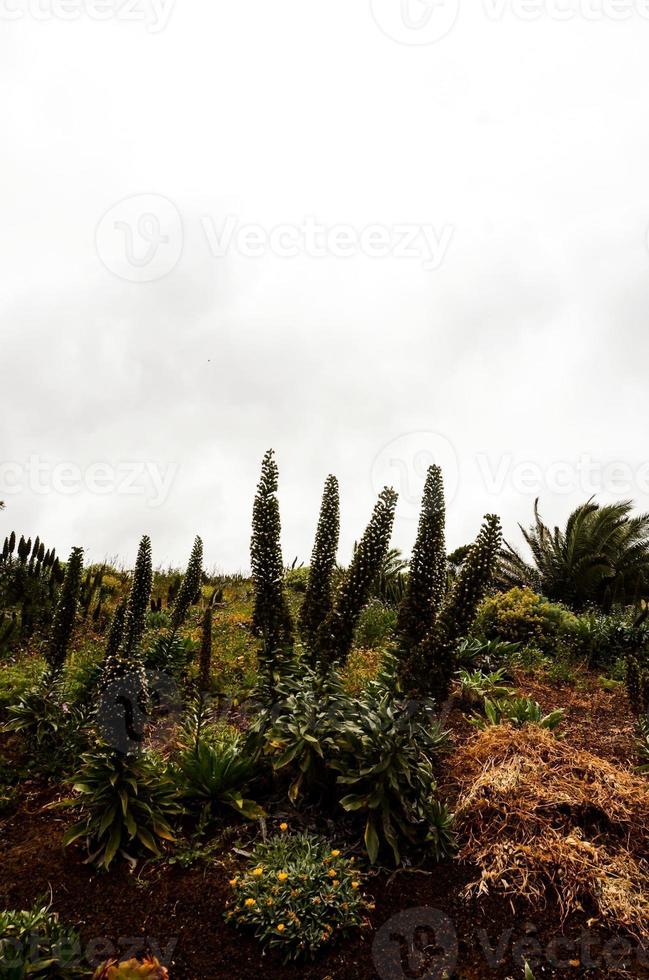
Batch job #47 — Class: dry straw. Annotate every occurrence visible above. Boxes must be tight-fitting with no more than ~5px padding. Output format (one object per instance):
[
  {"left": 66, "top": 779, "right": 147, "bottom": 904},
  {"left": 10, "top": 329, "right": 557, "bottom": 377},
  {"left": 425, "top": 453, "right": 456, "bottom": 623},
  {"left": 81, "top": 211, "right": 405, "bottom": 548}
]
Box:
[{"left": 453, "top": 725, "right": 649, "bottom": 938}]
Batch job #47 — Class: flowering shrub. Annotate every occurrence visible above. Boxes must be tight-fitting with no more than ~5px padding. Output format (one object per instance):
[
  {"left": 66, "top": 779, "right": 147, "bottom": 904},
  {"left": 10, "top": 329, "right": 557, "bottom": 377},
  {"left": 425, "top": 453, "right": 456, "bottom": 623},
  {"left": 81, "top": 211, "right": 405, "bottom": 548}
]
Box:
[
  {"left": 477, "top": 587, "right": 577, "bottom": 651},
  {"left": 224, "top": 831, "right": 369, "bottom": 960}
]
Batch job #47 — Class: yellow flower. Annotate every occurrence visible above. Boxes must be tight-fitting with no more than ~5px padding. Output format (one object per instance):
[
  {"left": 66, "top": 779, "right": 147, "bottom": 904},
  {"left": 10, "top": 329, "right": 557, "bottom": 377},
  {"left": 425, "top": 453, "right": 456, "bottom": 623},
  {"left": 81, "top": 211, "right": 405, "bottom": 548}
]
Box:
[
  {"left": 277, "top": 872, "right": 288, "bottom": 881},
  {"left": 252, "top": 867, "right": 263, "bottom": 877},
  {"left": 277, "top": 923, "right": 286, "bottom": 933},
  {"left": 244, "top": 898, "right": 256, "bottom": 907},
  {"left": 229, "top": 878, "right": 239, "bottom": 887},
  {"left": 333, "top": 879, "right": 340, "bottom": 887},
  {"left": 351, "top": 881, "right": 360, "bottom": 889},
  {"left": 328, "top": 869, "right": 337, "bottom": 878},
  {"left": 279, "top": 822, "right": 288, "bottom": 832},
  {"left": 331, "top": 849, "right": 341, "bottom": 857}
]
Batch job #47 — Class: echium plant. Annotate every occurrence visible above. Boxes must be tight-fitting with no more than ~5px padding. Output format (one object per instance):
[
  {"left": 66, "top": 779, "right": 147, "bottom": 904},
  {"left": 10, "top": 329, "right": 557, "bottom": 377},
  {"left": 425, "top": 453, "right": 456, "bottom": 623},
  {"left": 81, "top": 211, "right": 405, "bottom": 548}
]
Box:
[
  {"left": 399, "top": 507, "right": 502, "bottom": 702},
  {"left": 396, "top": 464, "right": 446, "bottom": 651},
  {"left": 314, "top": 487, "right": 398, "bottom": 670},
  {"left": 299, "top": 475, "right": 340, "bottom": 659},
  {"left": 100, "top": 535, "right": 152, "bottom": 694},
  {"left": 169, "top": 535, "right": 203, "bottom": 633},
  {"left": 46, "top": 546, "right": 84, "bottom": 674},
  {"left": 251, "top": 450, "right": 294, "bottom": 660}
]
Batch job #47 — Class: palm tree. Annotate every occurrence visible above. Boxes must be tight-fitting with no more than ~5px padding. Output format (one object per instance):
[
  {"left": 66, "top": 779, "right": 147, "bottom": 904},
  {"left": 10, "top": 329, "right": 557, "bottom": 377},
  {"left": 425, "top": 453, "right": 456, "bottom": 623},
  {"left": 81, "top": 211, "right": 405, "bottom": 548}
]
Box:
[{"left": 499, "top": 498, "right": 649, "bottom": 611}]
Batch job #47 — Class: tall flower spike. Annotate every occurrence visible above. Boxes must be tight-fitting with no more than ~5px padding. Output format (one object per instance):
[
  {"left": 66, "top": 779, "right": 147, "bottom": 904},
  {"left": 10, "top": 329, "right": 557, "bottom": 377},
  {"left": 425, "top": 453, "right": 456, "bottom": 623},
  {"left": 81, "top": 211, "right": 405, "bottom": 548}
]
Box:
[
  {"left": 299, "top": 475, "right": 340, "bottom": 658},
  {"left": 250, "top": 449, "right": 294, "bottom": 653},
  {"left": 170, "top": 536, "right": 203, "bottom": 633},
  {"left": 315, "top": 486, "right": 398, "bottom": 670},
  {"left": 396, "top": 464, "right": 446, "bottom": 652},
  {"left": 46, "top": 545, "right": 83, "bottom": 673}
]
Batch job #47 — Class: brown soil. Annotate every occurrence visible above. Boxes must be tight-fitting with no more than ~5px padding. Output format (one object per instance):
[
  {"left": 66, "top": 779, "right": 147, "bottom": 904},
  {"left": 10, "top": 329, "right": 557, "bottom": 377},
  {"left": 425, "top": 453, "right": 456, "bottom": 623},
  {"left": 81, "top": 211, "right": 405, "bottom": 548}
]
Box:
[{"left": 1, "top": 675, "right": 647, "bottom": 980}]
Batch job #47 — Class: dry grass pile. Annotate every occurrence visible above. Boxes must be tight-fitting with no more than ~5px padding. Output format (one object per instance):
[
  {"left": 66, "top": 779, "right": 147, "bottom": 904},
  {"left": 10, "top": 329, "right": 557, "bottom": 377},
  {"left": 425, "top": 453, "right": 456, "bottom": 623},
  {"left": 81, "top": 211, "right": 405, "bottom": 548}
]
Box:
[{"left": 453, "top": 724, "right": 649, "bottom": 937}]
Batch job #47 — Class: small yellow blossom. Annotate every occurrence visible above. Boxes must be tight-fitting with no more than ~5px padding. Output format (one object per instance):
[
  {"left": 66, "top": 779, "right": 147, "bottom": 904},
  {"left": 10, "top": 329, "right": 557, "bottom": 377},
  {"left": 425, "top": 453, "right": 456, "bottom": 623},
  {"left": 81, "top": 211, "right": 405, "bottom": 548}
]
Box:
[
  {"left": 333, "top": 879, "right": 340, "bottom": 887},
  {"left": 252, "top": 867, "right": 263, "bottom": 877},
  {"left": 328, "top": 869, "right": 337, "bottom": 878},
  {"left": 279, "top": 822, "right": 288, "bottom": 831},
  {"left": 277, "top": 872, "right": 288, "bottom": 881},
  {"left": 351, "top": 881, "right": 360, "bottom": 889},
  {"left": 331, "top": 849, "right": 341, "bottom": 857},
  {"left": 229, "top": 878, "right": 239, "bottom": 887},
  {"left": 277, "top": 924, "right": 286, "bottom": 933},
  {"left": 244, "top": 898, "right": 256, "bottom": 907}
]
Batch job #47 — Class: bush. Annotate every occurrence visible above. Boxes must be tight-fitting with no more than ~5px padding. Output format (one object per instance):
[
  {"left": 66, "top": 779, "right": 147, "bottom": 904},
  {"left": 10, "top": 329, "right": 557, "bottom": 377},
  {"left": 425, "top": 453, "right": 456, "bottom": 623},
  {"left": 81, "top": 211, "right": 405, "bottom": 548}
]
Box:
[
  {"left": 567, "top": 610, "right": 649, "bottom": 668},
  {"left": 333, "top": 688, "right": 454, "bottom": 863},
  {"left": 176, "top": 714, "right": 263, "bottom": 821},
  {"left": 260, "top": 667, "right": 454, "bottom": 864},
  {"left": 225, "top": 832, "right": 368, "bottom": 961},
  {"left": 353, "top": 600, "right": 397, "bottom": 650},
  {"left": 62, "top": 746, "right": 182, "bottom": 868},
  {"left": 471, "top": 696, "right": 565, "bottom": 731},
  {"left": 477, "top": 587, "right": 577, "bottom": 652},
  {"left": 457, "top": 668, "right": 511, "bottom": 706},
  {"left": 4, "top": 669, "right": 92, "bottom": 774},
  {"left": 0, "top": 902, "right": 85, "bottom": 977},
  {"left": 285, "top": 567, "right": 309, "bottom": 593}
]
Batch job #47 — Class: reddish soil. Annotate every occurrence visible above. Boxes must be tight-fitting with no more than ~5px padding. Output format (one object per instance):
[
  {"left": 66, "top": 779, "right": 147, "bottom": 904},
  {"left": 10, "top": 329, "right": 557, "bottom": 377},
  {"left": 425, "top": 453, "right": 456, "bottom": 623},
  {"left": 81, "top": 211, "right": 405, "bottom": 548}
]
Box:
[{"left": 1, "top": 675, "right": 647, "bottom": 980}]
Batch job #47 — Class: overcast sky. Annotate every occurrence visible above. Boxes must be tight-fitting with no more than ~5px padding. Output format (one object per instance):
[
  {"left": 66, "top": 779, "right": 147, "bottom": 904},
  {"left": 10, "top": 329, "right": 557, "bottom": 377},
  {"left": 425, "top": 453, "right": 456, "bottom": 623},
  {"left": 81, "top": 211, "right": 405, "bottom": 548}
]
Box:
[{"left": 2, "top": 0, "right": 649, "bottom": 572}]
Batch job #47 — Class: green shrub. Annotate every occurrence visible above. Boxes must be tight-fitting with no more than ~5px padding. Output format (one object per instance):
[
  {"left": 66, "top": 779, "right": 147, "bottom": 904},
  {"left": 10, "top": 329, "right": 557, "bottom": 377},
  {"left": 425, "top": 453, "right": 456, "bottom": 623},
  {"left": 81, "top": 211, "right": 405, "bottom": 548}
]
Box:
[
  {"left": 0, "top": 902, "right": 85, "bottom": 977},
  {"left": 455, "top": 637, "right": 520, "bottom": 671},
  {"left": 285, "top": 567, "right": 310, "bottom": 593},
  {"left": 353, "top": 600, "right": 397, "bottom": 650},
  {"left": 477, "top": 587, "right": 577, "bottom": 652},
  {"left": 261, "top": 668, "right": 454, "bottom": 865},
  {"left": 333, "top": 688, "right": 454, "bottom": 863},
  {"left": 176, "top": 711, "right": 263, "bottom": 821},
  {"left": 4, "top": 669, "right": 92, "bottom": 774},
  {"left": 566, "top": 611, "right": 649, "bottom": 667},
  {"left": 457, "top": 668, "right": 511, "bottom": 706},
  {"left": 62, "top": 746, "right": 182, "bottom": 868},
  {"left": 471, "top": 696, "right": 565, "bottom": 731},
  {"left": 261, "top": 668, "right": 345, "bottom": 802},
  {"left": 225, "top": 832, "right": 368, "bottom": 961}
]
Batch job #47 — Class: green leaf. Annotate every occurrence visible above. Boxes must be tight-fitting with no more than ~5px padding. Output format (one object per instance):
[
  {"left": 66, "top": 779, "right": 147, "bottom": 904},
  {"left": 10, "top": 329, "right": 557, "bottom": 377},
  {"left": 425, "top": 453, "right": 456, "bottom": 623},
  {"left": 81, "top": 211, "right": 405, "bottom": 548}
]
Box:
[{"left": 364, "top": 816, "right": 380, "bottom": 864}]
